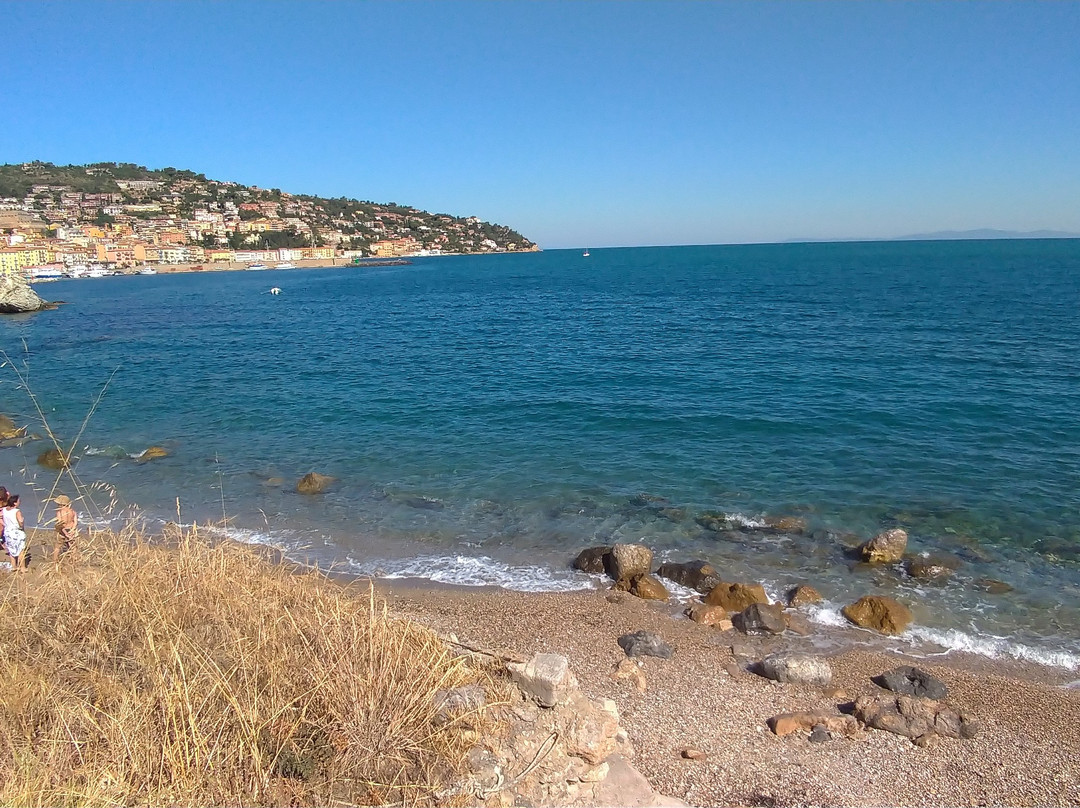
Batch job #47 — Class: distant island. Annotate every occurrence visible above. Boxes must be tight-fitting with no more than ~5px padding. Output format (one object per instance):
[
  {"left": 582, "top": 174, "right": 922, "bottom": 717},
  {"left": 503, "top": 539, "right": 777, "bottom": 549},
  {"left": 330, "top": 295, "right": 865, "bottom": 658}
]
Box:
[
  {"left": 786, "top": 228, "right": 1080, "bottom": 245},
  {"left": 0, "top": 161, "right": 538, "bottom": 276}
]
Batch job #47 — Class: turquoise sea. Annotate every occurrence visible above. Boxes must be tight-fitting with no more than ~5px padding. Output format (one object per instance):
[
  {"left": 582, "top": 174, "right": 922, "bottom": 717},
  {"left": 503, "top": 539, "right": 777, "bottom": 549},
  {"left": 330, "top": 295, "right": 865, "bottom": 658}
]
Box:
[{"left": 3, "top": 240, "right": 1079, "bottom": 668}]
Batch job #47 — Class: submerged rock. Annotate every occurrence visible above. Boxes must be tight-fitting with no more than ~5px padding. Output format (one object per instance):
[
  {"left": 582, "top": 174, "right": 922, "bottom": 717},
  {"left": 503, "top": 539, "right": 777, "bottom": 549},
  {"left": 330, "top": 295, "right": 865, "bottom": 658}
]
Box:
[
  {"left": 905, "top": 555, "right": 958, "bottom": 581},
  {"left": 860, "top": 528, "right": 908, "bottom": 564},
  {"left": 296, "top": 471, "right": 334, "bottom": 494},
  {"left": 135, "top": 446, "right": 169, "bottom": 463},
  {"left": 974, "top": 577, "right": 1013, "bottom": 595},
  {"left": 37, "top": 447, "right": 70, "bottom": 469},
  {"left": 842, "top": 595, "right": 913, "bottom": 635},
  {"left": 763, "top": 515, "right": 808, "bottom": 534}
]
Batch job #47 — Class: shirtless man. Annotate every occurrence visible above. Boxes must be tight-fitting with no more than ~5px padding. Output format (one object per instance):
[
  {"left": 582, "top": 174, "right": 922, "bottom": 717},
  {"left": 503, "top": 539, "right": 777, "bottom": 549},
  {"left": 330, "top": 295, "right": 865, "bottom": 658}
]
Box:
[{"left": 53, "top": 494, "right": 78, "bottom": 562}]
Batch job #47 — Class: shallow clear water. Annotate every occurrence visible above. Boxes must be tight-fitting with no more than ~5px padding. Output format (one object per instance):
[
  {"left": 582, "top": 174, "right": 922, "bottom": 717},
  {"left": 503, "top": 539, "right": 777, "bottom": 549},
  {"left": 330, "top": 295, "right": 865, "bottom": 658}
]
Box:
[{"left": 3, "top": 240, "right": 1079, "bottom": 667}]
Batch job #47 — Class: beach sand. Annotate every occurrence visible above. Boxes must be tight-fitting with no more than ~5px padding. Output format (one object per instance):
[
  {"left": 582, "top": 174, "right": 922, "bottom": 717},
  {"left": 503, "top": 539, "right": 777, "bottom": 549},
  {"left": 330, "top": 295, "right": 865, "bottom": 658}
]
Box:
[{"left": 381, "top": 582, "right": 1080, "bottom": 807}]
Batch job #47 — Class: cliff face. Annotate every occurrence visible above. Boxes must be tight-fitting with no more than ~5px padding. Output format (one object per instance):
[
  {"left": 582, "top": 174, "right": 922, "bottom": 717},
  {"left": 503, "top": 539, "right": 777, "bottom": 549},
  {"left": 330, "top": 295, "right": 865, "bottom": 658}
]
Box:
[{"left": 0, "top": 275, "right": 47, "bottom": 313}]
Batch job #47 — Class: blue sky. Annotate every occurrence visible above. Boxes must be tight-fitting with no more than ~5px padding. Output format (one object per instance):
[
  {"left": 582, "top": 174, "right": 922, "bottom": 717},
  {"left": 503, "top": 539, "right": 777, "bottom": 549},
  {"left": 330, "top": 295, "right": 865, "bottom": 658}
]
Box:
[{"left": 2, "top": 1, "right": 1078, "bottom": 248}]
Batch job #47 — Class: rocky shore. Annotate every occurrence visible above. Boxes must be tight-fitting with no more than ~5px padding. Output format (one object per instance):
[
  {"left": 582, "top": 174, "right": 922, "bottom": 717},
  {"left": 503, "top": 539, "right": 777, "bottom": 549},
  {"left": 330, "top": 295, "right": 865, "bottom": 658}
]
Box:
[{"left": 0, "top": 274, "right": 50, "bottom": 313}]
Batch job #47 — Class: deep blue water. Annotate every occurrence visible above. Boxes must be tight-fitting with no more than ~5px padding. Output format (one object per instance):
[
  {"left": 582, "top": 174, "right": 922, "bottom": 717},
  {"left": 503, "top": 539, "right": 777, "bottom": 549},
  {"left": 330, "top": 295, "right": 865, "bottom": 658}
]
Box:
[{"left": 3, "top": 241, "right": 1080, "bottom": 667}]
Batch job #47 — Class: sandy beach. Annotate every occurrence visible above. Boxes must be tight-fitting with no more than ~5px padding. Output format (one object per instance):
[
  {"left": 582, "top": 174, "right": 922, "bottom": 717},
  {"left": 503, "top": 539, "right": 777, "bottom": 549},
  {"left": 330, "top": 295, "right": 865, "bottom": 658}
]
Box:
[{"left": 382, "top": 581, "right": 1080, "bottom": 807}]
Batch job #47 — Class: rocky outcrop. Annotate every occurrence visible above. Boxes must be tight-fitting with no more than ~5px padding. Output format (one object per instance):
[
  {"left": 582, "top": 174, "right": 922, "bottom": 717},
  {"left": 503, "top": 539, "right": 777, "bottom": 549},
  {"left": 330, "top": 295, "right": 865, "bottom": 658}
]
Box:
[
  {"left": 760, "top": 652, "right": 832, "bottom": 687},
  {"left": 860, "top": 528, "right": 908, "bottom": 563},
  {"left": 656, "top": 560, "right": 722, "bottom": 594},
  {"left": 508, "top": 653, "right": 579, "bottom": 708},
  {"left": 609, "top": 543, "right": 653, "bottom": 583},
  {"left": 853, "top": 694, "right": 979, "bottom": 745},
  {"left": 0, "top": 275, "right": 48, "bottom": 314},
  {"left": 573, "top": 546, "right": 611, "bottom": 574},
  {"left": 37, "top": 447, "right": 71, "bottom": 469},
  {"left": 842, "top": 595, "right": 913, "bottom": 635},
  {"left": 704, "top": 582, "right": 769, "bottom": 612},
  {"left": 296, "top": 471, "right": 334, "bottom": 494},
  {"left": 733, "top": 602, "right": 787, "bottom": 635},
  {"left": 134, "top": 446, "right": 169, "bottom": 462}
]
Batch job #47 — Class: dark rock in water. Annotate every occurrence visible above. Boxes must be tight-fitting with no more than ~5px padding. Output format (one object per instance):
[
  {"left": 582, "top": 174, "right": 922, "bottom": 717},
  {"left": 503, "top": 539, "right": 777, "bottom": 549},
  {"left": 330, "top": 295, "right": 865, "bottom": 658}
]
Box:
[
  {"left": 974, "top": 577, "right": 1013, "bottom": 595},
  {"left": 695, "top": 512, "right": 733, "bottom": 532},
  {"left": 655, "top": 506, "right": 686, "bottom": 522},
  {"left": 842, "top": 595, "right": 912, "bottom": 635},
  {"left": 37, "top": 447, "right": 70, "bottom": 470},
  {"left": 854, "top": 694, "right": 979, "bottom": 743},
  {"left": 704, "top": 582, "right": 769, "bottom": 612},
  {"left": 875, "top": 666, "right": 949, "bottom": 700},
  {"left": 617, "top": 630, "right": 673, "bottom": 659},
  {"left": 609, "top": 543, "right": 653, "bottom": 583},
  {"left": 296, "top": 471, "right": 334, "bottom": 495},
  {"left": 656, "top": 560, "right": 722, "bottom": 594},
  {"left": 809, "top": 724, "right": 830, "bottom": 743},
  {"left": 786, "top": 584, "right": 823, "bottom": 607},
  {"left": 628, "top": 493, "right": 669, "bottom": 507},
  {"left": 860, "top": 528, "right": 908, "bottom": 563},
  {"left": 905, "top": 555, "right": 959, "bottom": 581},
  {"left": 404, "top": 495, "right": 444, "bottom": 510},
  {"left": 573, "top": 546, "right": 612, "bottom": 574},
  {"left": 763, "top": 515, "right": 808, "bottom": 534},
  {"left": 734, "top": 602, "right": 787, "bottom": 635}
]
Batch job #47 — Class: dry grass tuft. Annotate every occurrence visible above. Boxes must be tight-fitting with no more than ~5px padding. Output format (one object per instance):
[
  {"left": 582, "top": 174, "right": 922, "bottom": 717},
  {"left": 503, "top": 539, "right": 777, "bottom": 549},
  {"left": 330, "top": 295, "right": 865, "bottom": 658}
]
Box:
[{"left": 0, "top": 525, "right": 502, "bottom": 807}]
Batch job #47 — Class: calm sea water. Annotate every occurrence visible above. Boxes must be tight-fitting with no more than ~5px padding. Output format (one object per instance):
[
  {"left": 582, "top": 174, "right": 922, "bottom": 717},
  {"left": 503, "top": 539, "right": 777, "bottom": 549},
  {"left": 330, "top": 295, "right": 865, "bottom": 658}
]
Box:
[{"left": 3, "top": 241, "right": 1080, "bottom": 667}]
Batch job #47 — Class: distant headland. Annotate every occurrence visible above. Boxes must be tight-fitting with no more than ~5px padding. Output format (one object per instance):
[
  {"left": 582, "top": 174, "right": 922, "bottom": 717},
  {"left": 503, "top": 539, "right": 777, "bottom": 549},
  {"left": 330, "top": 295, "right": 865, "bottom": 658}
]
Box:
[{"left": 0, "top": 161, "right": 538, "bottom": 277}]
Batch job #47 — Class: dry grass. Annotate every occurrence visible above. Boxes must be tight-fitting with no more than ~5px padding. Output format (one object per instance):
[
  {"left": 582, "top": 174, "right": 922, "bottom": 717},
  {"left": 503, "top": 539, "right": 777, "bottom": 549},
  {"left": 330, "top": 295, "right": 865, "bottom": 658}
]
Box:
[{"left": 0, "top": 525, "right": 502, "bottom": 807}]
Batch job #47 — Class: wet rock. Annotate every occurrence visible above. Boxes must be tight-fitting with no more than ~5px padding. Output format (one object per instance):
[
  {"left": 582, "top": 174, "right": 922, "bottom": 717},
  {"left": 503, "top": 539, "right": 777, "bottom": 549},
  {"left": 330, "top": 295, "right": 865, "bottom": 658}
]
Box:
[
  {"left": 734, "top": 602, "right": 786, "bottom": 635},
  {"left": 760, "top": 652, "right": 832, "bottom": 687},
  {"left": 656, "top": 560, "right": 723, "bottom": 594},
  {"left": 609, "top": 543, "right": 653, "bottom": 583},
  {"left": 783, "top": 612, "right": 813, "bottom": 635},
  {"left": 695, "top": 511, "right": 732, "bottom": 532},
  {"left": 860, "top": 528, "right": 908, "bottom": 563},
  {"left": 875, "top": 665, "right": 948, "bottom": 700},
  {"left": 905, "top": 556, "right": 957, "bottom": 581},
  {"left": 629, "top": 574, "right": 669, "bottom": 601},
  {"left": 842, "top": 595, "right": 912, "bottom": 635},
  {"left": 853, "top": 694, "right": 979, "bottom": 743},
  {"left": 37, "top": 447, "right": 70, "bottom": 469},
  {"left": 296, "top": 471, "right": 334, "bottom": 494},
  {"left": 655, "top": 507, "right": 686, "bottom": 522},
  {"left": 573, "top": 546, "right": 612, "bottom": 575},
  {"left": 704, "top": 581, "right": 770, "bottom": 611},
  {"left": 508, "top": 653, "right": 579, "bottom": 708},
  {"left": 786, "top": 584, "right": 823, "bottom": 607},
  {"left": 767, "top": 711, "right": 859, "bottom": 738},
  {"left": 974, "top": 577, "right": 1013, "bottom": 594},
  {"left": 684, "top": 601, "right": 729, "bottom": 627},
  {"left": 764, "top": 515, "right": 807, "bottom": 534},
  {"left": 617, "top": 630, "right": 673, "bottom": 659},
  {"left": 135, "top": 446, "right": 169, "bottom": 463}
]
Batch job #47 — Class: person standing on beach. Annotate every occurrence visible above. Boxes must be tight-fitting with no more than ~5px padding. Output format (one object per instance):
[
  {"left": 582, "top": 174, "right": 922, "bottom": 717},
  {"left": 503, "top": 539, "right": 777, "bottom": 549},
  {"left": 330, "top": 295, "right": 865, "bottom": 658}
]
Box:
[
  {"left": 52, "top": 494, "right": 78, "bottom": 562},
  {"left": 0, "top": 486, "right": 8, "bottom": 547},
  {"left": 2, "top": 493, "right": 28, "bottom": 571}
]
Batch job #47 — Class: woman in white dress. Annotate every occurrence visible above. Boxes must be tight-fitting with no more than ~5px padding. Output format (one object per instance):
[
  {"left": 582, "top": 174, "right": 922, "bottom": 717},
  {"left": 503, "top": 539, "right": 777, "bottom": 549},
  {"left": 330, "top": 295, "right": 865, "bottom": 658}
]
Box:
[{"left": 2, "top": 493, "right": 28, "bottom": 571}]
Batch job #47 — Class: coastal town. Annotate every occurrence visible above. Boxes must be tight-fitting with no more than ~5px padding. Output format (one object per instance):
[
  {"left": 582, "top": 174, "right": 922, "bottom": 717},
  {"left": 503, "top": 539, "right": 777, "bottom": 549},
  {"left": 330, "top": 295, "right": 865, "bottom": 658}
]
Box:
[{"left": 0, "top": 162, "right": 538, "bottom": 280}]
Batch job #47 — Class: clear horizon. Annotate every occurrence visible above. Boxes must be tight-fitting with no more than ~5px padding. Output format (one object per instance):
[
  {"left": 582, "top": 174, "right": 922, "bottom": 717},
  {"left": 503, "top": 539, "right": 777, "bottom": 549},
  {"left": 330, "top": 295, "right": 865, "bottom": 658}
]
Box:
[{"left": 3, "top": 1, "right": 1078, "bottom": 249}]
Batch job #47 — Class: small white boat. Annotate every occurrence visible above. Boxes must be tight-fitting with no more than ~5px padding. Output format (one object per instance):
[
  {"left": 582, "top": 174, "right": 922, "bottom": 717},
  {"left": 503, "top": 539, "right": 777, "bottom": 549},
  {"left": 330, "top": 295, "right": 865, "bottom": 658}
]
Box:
[
  {"left": 87, "top": 268, "right": 109, "bottom": 278},
  {"left": 274, "top": 262, "right": 297, "bottom": 269},
  {"left": 583, "top": 249, "right": 590, "bottom": 257},
  {"left": 246, "top": 263, "right": 269, "bottom": 271},
  {"left": 138, "top": 267, "right": 157, "bottom": 275},
  {"left": 269, "top": 287, "right": 282, "bottom": 295}
]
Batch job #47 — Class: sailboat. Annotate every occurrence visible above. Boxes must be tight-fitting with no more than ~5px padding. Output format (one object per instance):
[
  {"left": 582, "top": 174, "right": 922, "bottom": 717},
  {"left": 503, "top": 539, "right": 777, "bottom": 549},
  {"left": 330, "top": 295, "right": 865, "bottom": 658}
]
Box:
[{"left": 583, "top": 248, "right": 590, "bottom": 257}]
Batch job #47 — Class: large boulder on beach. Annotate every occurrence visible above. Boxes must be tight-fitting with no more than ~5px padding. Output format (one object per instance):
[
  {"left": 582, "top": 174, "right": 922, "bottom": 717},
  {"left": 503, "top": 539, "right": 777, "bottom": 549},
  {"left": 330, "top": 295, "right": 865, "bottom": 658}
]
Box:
[
  {"left": 0, "top": 275, "right": 48, "bottom": 314},
  {"left": 608, "top": 543, "right": 652, "bottom": 583},
  {"left": 842, "top": 595, "right": 912, "bottom": 635},
  {"left": 684, "top": 601, "right": 730, "bottom": 628},
  {"left": 875, "top": 665, "right": 949, "bottom": 700},
  {"left": 860, "top": 528, "right": 908, "bottom": 563},
  {"left": 629, "top": 574, "right": 669, "bottom": 601},
  {"left": 854, "top": 694, "right": 979, "bottom": 744},
  {"left": 573, "top": 546, "right": 611, "bottom": 575},
  {"left": 733, "top": 602, "right": 787, "bottom": 635},
  {"left": 37, "top": 447, "right": 70, "bottom": 469},
  {"left": 704, "top": 581, "right": 769, "bottom": 612},
  {"left": 617, "top": 630, "right": 672, "bottom": 659},
  {"left": 656, "top": 560, "right": 722, "bottom": 594},
  {"left": 296, "top": 471, "right": 334, "bottom": 495},
  {"left": 760, "top": 652, "right": 832, "bottom": 687}
]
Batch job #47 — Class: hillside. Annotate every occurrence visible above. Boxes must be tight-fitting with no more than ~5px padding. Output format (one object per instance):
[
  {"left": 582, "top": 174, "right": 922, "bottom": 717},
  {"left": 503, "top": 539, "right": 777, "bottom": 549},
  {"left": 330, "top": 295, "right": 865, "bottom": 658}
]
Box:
[{"left": 0, "top": 161, "right": 537, "bottom": 255}]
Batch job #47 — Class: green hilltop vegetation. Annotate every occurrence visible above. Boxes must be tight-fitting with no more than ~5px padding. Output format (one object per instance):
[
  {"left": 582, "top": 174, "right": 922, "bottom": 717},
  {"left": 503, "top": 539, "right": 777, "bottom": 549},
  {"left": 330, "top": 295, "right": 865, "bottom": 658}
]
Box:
[{"left": 0, "top": 161, "right": 537, "bottom": 254}]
